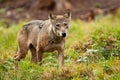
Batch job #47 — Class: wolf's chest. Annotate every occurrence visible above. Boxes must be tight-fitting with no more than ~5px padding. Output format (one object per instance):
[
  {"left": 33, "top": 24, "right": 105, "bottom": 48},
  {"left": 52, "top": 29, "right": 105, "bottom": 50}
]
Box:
[{"left": 44, "top": 40, "right": 63, "bottom": 52}]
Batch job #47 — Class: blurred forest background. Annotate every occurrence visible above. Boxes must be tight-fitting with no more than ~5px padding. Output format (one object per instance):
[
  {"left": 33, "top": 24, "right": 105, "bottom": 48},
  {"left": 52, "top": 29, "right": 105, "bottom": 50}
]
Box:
[
  {"left": 0, "top": 0, "right": 120, "bottom": 22},
  {"left": 1, "top": 0, "right": 120, "bottom": 80}
]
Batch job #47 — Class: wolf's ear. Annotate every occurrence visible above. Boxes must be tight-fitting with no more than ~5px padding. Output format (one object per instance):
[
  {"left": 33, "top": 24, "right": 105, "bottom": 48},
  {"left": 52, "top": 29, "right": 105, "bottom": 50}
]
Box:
[
  {"left": 48, "top": 12, "right": 56, "bottom": 20},
  {"left": 64, "top": 9, "right": 71, "bottom": 19}
]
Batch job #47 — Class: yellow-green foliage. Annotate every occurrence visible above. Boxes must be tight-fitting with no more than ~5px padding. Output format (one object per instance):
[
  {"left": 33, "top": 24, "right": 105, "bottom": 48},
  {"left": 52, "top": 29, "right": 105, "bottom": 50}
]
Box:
[{"left": 0, "top": 13, "right": 120, "bottom": 80}]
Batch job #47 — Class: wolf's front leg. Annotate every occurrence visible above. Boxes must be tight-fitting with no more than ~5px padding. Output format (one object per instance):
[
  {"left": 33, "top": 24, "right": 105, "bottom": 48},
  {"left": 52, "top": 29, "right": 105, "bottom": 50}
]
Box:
[
  {"left": 36, "top": 47, "right": 43, "bottom": 65},
  {"left": 58, "top": 50, "right": 64, "bottom": 69}
]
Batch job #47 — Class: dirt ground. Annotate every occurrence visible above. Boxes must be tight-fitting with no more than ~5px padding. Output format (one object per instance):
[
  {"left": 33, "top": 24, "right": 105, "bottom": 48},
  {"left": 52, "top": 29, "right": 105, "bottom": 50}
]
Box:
[{"left": 0, "top": 0, "right": 120, "bottom": 22}]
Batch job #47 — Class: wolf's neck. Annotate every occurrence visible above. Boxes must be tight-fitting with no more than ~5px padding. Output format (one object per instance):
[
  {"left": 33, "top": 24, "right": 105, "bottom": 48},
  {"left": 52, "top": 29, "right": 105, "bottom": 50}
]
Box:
[{"left": 47, "top": 24, "right": 64, "bottom": 43}]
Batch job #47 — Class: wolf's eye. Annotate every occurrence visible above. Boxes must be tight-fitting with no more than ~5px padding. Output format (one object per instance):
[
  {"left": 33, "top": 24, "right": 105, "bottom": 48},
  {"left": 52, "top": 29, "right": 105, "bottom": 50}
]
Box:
[
  {"left": 64, "top": 23, "right": 69, "bottom": 28},
  {"left": 64, "top": 23, "right": 68, "bottom": 26},
  {"left": 56, "top": 24, "right": 60, "bottom": 27}
]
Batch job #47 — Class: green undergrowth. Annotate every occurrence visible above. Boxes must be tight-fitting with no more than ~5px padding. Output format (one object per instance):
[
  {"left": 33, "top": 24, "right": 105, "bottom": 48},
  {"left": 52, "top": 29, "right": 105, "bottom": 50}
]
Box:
[{"left": 0, "top": 13, "right": 120, "bottom": 80}]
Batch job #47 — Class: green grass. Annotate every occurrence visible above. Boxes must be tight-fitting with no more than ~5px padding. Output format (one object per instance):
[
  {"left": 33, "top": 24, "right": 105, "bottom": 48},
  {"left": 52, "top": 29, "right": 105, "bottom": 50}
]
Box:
[{"left": 0, "top": 13, "right": 120, "bottom": 80}]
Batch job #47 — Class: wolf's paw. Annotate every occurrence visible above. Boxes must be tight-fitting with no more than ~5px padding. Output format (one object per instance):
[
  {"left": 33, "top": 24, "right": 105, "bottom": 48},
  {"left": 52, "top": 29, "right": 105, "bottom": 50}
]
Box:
[{"left": 13, "top": 54, "right": 20, "bottom": 61}]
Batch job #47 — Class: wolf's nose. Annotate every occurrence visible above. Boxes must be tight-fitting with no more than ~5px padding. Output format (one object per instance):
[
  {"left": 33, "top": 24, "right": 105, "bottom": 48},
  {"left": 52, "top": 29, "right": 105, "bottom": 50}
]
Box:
[{"left": 62, "top": 33, "right": 66, "bottom": 38}]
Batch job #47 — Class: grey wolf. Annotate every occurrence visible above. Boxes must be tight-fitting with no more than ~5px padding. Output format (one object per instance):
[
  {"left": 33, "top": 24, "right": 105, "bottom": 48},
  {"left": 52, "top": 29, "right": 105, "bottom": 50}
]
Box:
[{"left": 13, "top": 10, "right": 71, "bottom": 69}]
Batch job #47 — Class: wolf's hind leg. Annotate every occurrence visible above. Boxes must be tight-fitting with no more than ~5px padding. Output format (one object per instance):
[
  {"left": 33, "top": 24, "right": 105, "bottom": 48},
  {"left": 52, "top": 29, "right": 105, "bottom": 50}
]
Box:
[
  {"left": 13, "top": 47, "right": 28, "bottom": 70},
  {"left": 14, "top": 47, "right": 28, "bottom": 61},
  {"left": 29, "top": 44, "right": 37, "bottom": 63}
]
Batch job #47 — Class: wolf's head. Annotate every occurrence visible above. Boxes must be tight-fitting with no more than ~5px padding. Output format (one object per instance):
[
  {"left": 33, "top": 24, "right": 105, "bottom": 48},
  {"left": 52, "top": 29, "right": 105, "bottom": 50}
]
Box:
[{"left": 49, "top": 10, "right": 71, "bottom": 38}]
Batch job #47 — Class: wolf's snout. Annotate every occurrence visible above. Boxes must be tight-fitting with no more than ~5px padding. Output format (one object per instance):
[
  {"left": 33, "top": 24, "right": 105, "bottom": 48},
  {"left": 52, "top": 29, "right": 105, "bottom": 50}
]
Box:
[{"left": 62, "top": 33, "right": 66, "bottom": 38}]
